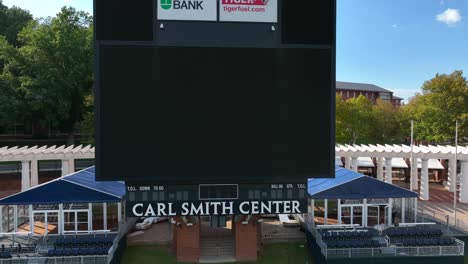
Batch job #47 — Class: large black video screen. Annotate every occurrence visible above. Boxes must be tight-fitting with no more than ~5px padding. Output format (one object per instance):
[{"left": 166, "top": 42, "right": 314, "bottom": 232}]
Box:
[{"left": 97, "top": 46, "right": 333, "bottom": 183}]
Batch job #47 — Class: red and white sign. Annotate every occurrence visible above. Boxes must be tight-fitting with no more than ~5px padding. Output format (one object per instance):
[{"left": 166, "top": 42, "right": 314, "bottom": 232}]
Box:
[{"left": 220, "top": 0, "right": 278, "bottom": 23}]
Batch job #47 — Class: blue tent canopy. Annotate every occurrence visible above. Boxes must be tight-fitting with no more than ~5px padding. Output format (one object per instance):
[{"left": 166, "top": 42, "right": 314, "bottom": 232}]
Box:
[
  {"left": 0, "top": 167, "right": 125, "bottom": 205},
  {"left": 308, "top": 167, "right": 418, "bottom": 199}
]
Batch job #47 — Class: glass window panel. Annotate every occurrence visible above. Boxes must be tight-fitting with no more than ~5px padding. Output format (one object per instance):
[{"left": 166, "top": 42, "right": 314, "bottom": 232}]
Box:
[
  {"left": 107, "top": 203, "right": 119, "bottom": 232},
  {"left": 77, "top": 212, "right": 88, "bottom": 231},
  {"left": 92, "top": 204, "right": 104, "bottom": 231},
  {"left": 314, "top": 200, "right": 325, "bottom": 225},
  {"left": 64, "top": 212, "right": 76, "bottom": 232},
  {"left": 47, "top": 212, "right": 59, "bottom": 235}
]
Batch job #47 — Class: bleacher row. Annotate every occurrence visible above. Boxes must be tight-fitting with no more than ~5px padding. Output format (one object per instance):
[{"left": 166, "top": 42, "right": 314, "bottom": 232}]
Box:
[
  {"left": 326, "top": 239, "right": 380, "bottom": 249},
  {"left": 321, "top": 230, "right": 373, "bottom": 240},
  {"left": 0, "top": 252, "right": 12, "bottom": 259},
  {"left": 54, "top": 236, "right": 115, "bottom": 249},
  {"left": 384, "top": 228, "right": 443, "bottom": 238},
  {"left": 399, "top": 237, "right": 455, "bottom": 247},
  {"left": 47, "top": 247, "right": 110, "bottom": 257}
]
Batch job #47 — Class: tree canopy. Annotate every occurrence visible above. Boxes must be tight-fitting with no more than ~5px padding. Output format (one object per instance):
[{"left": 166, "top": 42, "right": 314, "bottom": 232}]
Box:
[
  {"left": 0, "top": 1, "right": 33, "bottom": 46},
  {"left": 402, "top": 71, "right": 468, "bottom": 143},
  {"left": 0, "top": 7, "right": 93, "bottom": 142}
]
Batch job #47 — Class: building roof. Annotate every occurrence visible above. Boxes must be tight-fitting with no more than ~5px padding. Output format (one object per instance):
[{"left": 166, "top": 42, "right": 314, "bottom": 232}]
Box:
[
  {"left": 392, "top": 96, "right": 404, "bottom": 100},
  {"left": 0, "top": 167, "right": 125, "bottom": 205},
  {"left": 336, "top": 81, "right": 392, "bottom": 93},
  {"left": 308, "top": 167, "right": 418, "bottom": 199}
]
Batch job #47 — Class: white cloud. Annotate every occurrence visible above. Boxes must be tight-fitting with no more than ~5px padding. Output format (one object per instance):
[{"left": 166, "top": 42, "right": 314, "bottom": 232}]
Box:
[
  {"left": 63, "top": 0, "right": 73, "bottom": 3},
  {"left": 436, "top": 8, "right": 462, "bottom": 26}
]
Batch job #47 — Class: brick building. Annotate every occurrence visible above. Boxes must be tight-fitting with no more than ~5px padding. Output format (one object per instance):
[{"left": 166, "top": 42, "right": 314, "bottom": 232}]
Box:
[{"left": 337, "top": 81, "right": 403, "bottom": 107}]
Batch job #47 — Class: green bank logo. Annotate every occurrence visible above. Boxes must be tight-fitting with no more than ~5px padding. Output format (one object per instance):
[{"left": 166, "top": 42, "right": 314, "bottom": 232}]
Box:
[{"left": 161, "top": 0, "right": 173, "bottom": 10}]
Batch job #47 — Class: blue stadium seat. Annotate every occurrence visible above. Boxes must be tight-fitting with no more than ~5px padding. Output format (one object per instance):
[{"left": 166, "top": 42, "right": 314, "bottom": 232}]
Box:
[{"left": 55, "top": 249, "right": 64, "bottom": 256}]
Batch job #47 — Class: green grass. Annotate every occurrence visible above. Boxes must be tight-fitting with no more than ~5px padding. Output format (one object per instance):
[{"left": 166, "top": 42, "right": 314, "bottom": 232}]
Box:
[{"left": 121, "top": 243, "right": 313, "bottom": 264}]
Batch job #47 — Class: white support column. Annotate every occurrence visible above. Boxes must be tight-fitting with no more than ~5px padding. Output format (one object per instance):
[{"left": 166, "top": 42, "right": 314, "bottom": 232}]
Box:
[
  {"left": 414, "top": 198, "right": 418, "bottom": 223},
  {"left": 30, "top": 160, "right": 39, "bottom": 187},
  {"left": 345, "top": 157, "right": 352, "bottom": 170},
  {"left": 351, "top": 157, "right": 359, "bottom": 172},
  {"left": 410, "top": 157, "right": 418, "bottom": 191},
  {"left": 311, "top": 200, "right": 315, "bottom": 227},
  {"left": 387, "top": 199, "right": 392, "bottom": 226},
  {"left": 337, "top": 199, "right": 342, "bottom": 224},
  {"left": 21, "top": 161, "right": 31, "bottom": 191},
  {"left": 59, "top": 203, "right": 63, "bottom": 235},
  {"left": 118, "top": 202, "right": 122, "bottom": 224},
  {"left": 61, "top": 160, "right": 69, "bottom": 176},
  {"left": 401, "top": 198, "right": 406, "bottom": 224},
  {"left": 103, "top": 203, "right": 107, "bottom": 231},
  {"left": 0, "top": 205, "right": 3, "bottom": 234},
  {"left": 363, "top": 199, "right": 368, "bottom": 227},
  {"left": 420, "top": 158, "right": 430, "bottom": 201},
  {"left": 459, "top": 161, "right": 468, "bottom": 203},
  {"left": 377, "top": 157, "right": 384, "bottom": 181},
  {"left": 68, "top": 159, "right": 75, "bottom": 174},
  {"left": 88, "top": 203, "right": 93, "bottom": 232},
  {"left": 448, "top": 159, "right": 457, "bottom": 192},
  {"left": 29, "top": 205, "right": 33, "bottom": 235},
  {"left": 324, "top": 199, "right": 328, "bottom": 225},
  {"left": 385, "top": 158, "right": 393, "bottom": 184},
  {"left": 14, "top": 205, "right": 18, "bottom": 233}
]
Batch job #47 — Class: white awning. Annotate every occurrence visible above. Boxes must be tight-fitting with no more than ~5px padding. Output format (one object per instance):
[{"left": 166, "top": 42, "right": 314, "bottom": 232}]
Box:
[
  {"left": 357, "top": 157, "right": 375, "bottom": 167},
  {"left": 385, "top": 158, "right": 408, "bottom": 169},
  {"left": 335, "top": 157, "right": 343, "bottom": 167},
  {"left": 417, "top": 159, "right": 445, "bottom": 170}
]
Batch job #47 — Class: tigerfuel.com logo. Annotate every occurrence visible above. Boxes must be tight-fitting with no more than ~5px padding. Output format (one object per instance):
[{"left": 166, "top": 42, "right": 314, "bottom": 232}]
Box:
[{"left": 160, "top": 0, "right": 205, "bottom": 10}]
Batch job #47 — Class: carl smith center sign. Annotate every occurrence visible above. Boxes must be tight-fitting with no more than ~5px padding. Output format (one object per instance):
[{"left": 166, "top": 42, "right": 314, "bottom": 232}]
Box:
[{"left": 128, "top": 200, "right": 305, "bottom": 217}]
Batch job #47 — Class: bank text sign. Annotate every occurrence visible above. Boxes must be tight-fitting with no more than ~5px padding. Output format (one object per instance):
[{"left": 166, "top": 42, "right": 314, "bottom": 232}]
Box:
[
  {"left": 158, "top": 0, "right": 217, "bottom": 21},
  {"left": 128, "top": 200, "right": 306, "bottom": 217},
  {"left": 220, "top": 0, "right": 278, "bottom": 23},
  {"left": 157, "top": 0, "right": 278, "bottom": 23}
]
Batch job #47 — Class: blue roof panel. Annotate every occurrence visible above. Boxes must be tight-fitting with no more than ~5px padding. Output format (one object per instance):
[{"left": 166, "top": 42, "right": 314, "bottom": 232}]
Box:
[
  {"left": 0, "top": 166, "right": 125, "bottom": 205},
  {"left": 63, "top": 168, "right": 125, "bottom": 198}
]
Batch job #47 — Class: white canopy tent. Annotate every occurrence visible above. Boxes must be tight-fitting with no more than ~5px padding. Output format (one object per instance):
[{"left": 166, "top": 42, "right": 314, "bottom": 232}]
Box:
[
  {"left": 386, "top": 158, "right": 408, "bottom": 169},
  {"left": 357, "top": 157, "right": 374, "bottom": 167},
  {"left": 417, "top": 159, "right": 444, "bottom": 170}
]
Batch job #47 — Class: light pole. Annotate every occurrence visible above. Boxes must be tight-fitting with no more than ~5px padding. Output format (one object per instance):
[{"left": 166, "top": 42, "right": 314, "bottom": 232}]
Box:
[
  {"left": 410, "top": 120, "right": 414, "bottom": 191},
  {"left": 454, "top": 120, "right": 459, "bottom": 226}
]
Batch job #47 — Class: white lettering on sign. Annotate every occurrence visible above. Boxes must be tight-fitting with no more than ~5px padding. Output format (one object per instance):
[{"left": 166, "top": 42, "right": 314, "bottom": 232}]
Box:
[
  {"left": 158, "top": 0, "right": 217, "bottom": 21},
  {"left": 220, "top": 0, "right": 278, "bottom": 23},
  {"left": 131, "top": 201, "right": 303, "bottom": 217},
  {"left": 133, "top": 203, "right": 144, "bottom": 217}
]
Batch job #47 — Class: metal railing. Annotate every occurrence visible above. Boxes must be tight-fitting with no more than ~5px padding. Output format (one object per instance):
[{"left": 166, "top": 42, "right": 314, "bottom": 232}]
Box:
[
  {"left": 0, "top": 255, "right": 108, "bottom": 264},
  {"left": 324, "top": 239, "right": 464, "bottom": 259}
]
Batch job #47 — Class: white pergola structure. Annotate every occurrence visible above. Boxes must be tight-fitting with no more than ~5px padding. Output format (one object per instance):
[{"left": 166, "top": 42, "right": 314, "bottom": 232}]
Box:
[
  {"left": 0, "top": 145, "right": 94, "bottom": 191},
  {"left": 336, "top": 144, "right": 468, "bottom": 203}
]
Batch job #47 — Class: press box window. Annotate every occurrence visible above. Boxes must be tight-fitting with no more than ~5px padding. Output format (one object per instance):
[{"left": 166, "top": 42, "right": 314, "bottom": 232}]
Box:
[{"left": 199, "top": 185, "right": 238, "bottom": 200}]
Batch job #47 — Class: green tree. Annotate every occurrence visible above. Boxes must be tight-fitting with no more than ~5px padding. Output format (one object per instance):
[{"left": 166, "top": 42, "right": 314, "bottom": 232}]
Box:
[
  {"left": 369, "top": 99, "right": 404, "bottom": 144},
  {"left": 1, "top": 7, "right": 94, "bottom": 142},
  {"left": 402, "top": 71, "right": 468, "bottom": 143},
  {"left": 0, "top": 1, "right": 33, "bottom": 46},
  {"left": 336, "top": 95, "right": 374, "bottom": 144}
]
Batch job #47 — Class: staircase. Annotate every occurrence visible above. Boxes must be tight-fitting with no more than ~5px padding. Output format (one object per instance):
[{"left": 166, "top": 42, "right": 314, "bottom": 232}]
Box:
[{"left": 199, "top": 236, "right": 236, "bottom": 263}]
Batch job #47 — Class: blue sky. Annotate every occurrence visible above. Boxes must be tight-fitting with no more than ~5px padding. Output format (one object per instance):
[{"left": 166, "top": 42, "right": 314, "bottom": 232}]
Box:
[{"left": 3, "top": 0, "right": 467, "bottom": 101}]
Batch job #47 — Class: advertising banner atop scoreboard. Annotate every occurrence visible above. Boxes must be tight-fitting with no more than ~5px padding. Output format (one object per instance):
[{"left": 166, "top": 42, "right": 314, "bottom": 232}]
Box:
[
  {"left": 220, "top": 0, "right": 278, "bottom": 23},
  {"left": 158, "top": 0, "right": 217, "bottom": 21}
]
